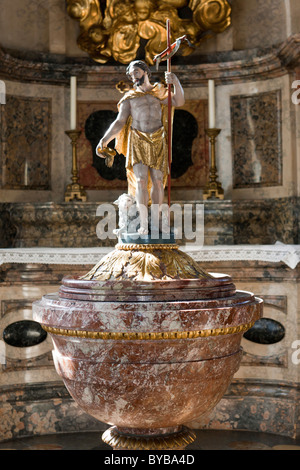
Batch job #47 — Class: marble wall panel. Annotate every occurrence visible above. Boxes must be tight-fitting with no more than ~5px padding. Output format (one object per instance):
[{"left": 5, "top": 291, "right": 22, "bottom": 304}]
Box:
[
  {"left": 0, "top": 383, "right": 105, "bottom": 442},
  {"left": 0, "top": 95, "right": 51, "bottom": 190},
  {"left": 2, "top": 202, "right": 113, "bottom": 248},
  {"left": 232, "top": 197, "right": 298, "bottom": 244},
  {"left": 0, "top": 79, "right": 66, "bottom": 204},
  {"left": 231, "top": 90, "right": 282, "bottom": 189},
  {"left": 1, "top": 197, "right": 299, "bottom": 248},
  {"left": 191, "top": 379, "right": 300, "bottom": 438},
  {"left": 216, "top": 74, "right": 293, "bottom": 200}
]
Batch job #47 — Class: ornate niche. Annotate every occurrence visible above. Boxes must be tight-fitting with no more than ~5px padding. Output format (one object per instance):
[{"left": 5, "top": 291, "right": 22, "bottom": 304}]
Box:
[{"left": 66, "top": 0, "right": 232, "bottom": 64}]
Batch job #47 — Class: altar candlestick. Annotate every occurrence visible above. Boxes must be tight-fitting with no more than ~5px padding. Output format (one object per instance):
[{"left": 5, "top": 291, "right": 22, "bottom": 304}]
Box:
[
  {"left": 208, "top": 80, "right": 216, "bottom": 129},
  {"left": 203, "top": 128, "right": 224, "bottom": 200},
  {"left": 70, "top": 76, "right": 77, "bottom": 130}
]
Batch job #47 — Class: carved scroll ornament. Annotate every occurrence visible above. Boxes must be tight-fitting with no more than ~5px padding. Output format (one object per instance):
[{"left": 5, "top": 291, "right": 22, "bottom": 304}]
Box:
[{"left": 67, "top": 0, "right": 231, "bottom": 64}]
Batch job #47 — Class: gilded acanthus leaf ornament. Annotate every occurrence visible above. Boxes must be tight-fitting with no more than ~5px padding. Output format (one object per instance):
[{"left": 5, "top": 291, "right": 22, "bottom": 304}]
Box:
[
  {"left": 80, "top": 244, "right": 212, "bottom": 281},
  {"left": 66, "top": 0, "right": 231, "bottom": 64}
]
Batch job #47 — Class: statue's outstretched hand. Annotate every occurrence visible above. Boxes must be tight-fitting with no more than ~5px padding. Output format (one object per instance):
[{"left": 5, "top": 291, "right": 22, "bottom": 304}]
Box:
[{"left": 96, "top": 138, "right": 106, "bottom": 158}]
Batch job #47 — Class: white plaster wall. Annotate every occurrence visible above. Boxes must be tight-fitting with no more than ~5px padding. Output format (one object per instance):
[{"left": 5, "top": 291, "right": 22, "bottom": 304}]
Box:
[{"left": 0, "top": 0, "right": 50, "bottom": 52}]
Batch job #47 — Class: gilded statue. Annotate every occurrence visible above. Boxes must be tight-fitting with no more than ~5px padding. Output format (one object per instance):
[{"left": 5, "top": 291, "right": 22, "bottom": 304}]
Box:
[
  {"left": 96, "top": 60, "right": 184, "bottom": 235},
  {"left": 67, "top": 0, "right": 231, "bottom": 64}
]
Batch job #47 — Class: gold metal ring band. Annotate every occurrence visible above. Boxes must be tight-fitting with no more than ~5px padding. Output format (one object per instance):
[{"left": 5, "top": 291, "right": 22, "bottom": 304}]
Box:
[
  {"left": 42, "top": 321, "right": 255, "bottom": 340},
  {"left": 116, "top": 243, "right": 179, "bottom": 251},
  {"left": 102, "top": 426, "right": 196, "bottom": 450}
]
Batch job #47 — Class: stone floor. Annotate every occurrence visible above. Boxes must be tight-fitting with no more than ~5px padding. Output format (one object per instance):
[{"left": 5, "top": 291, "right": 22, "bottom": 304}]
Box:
[{"left": 0, "top": 429, "right": 300, "bottom": 451}]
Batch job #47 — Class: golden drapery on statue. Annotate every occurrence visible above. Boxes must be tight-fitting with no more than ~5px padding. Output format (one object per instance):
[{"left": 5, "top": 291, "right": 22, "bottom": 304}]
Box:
[
  {"left": 115, "top": 82, "right": 173, "bottom": 198},
  {"left": 66, "top": 0, "right": 232, "bottom": 65}
]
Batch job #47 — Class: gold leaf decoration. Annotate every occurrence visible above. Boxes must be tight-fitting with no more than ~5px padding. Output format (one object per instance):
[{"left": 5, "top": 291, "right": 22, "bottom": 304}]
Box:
[
  {"left": 66, "top": 0, "right": 232, "bottom": 65},
  {"left": 126, "top": 250, "right": 163, "bottom": 281},
  {"left": 43, "top": 321, "right": 256, "bottom": 340},
  {"left": 160, "top": 248, "right": 210, "bottom": 279},
  {"left": 82, "top": 248, "right": 132, "bottom": 280},
  {"left": 80, "top": 244, "right": 212, "bottom": 281}
]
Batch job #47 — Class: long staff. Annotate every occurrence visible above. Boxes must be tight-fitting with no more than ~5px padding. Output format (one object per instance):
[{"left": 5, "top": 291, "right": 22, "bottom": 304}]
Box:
[
  {"left": 153, "top": 25, "right": 193, "bottom": 207},
  {"left": 166, "top": 19, "right": 172, "bottom": 208}
]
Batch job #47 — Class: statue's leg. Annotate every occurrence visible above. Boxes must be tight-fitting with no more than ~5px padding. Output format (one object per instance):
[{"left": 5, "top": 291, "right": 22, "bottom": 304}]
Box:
[
  {"left": 149, "top": 168, "right": 164, "bottom": 206},
  {"left": 149, "top": 168, "right": 168, "bottom": 233},
  {"left": 133, "top": 163, "right": 149, "bottom": 235}
]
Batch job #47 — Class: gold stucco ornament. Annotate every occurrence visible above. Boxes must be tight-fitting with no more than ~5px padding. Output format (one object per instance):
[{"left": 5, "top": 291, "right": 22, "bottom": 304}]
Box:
[
  {"left": 67, "top": 0, "right": 231, "bottom": 64},
  {"left": 80, "top": 243, "right": 213, "bottom": 281}
]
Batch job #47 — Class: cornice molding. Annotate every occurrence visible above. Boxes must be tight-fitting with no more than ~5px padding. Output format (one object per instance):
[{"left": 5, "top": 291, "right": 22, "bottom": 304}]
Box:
[
  {"left": 277, "top": 34, "right": 300, "bottom": 68},
  {"left": 0, "top": 34, "right": 300, "bottom": 87}
]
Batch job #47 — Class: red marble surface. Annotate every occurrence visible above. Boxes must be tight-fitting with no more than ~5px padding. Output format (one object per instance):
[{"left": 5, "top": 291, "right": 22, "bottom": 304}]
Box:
[
  {"left": 37, "top": 291, "right": 260, "bottom": 333},
  {"left": 58, "top": 273, "right": 236, "bottom": 302},
  {"left": 33, "top": 272, "right": 262, "bottom": 433},
  {"left": 57, "top": 352, "right": 242, "bottom": 428}
]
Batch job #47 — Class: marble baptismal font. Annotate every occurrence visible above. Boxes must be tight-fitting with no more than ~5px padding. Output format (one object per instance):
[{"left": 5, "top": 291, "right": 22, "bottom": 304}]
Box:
[{"left": 33, "top": 240, "right": 262, "bottom": 450}]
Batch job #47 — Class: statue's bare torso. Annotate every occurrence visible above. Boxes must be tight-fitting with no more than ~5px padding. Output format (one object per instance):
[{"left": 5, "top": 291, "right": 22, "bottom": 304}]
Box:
[{"left": 129, "top": 93, "right": 163, "bottom": 133}]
